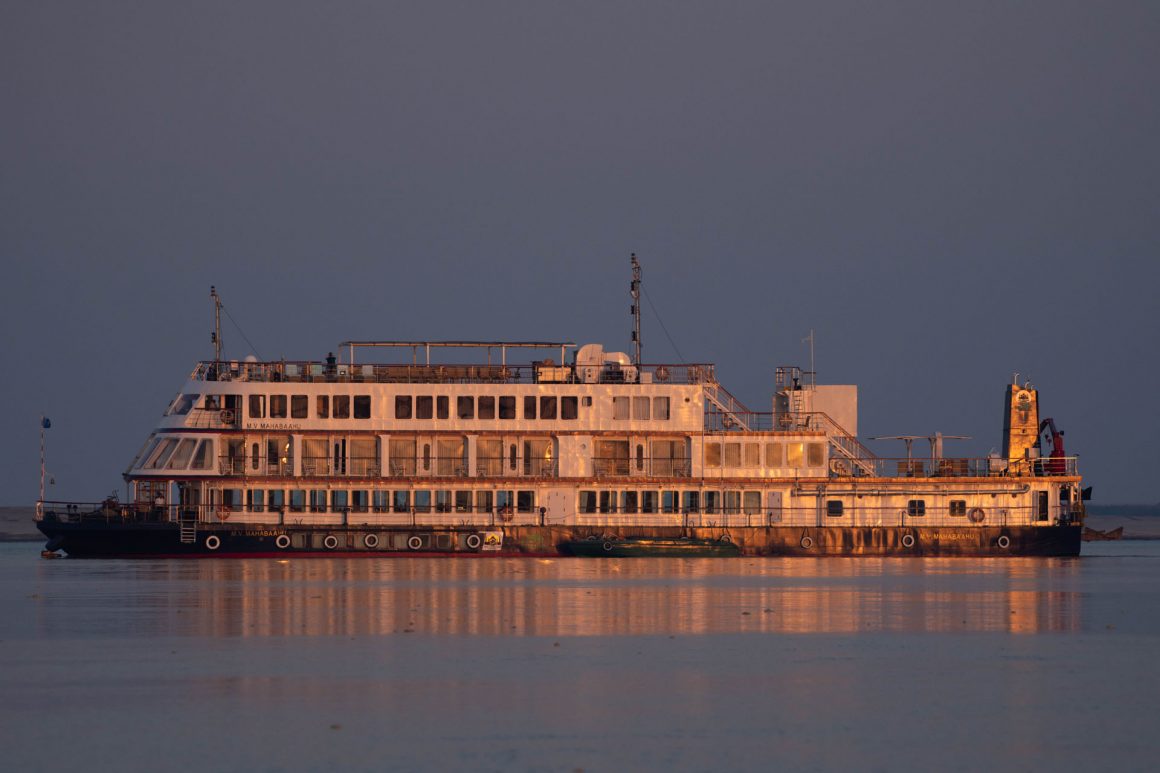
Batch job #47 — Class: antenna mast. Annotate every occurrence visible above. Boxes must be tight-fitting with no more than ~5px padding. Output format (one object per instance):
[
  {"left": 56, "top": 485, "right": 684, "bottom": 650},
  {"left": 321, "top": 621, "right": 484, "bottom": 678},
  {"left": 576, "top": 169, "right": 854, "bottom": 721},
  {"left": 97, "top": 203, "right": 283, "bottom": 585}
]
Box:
[
  {"left": 210, "top": 286, "right": 222, "bottom": 369},
  {"left": 630, "top": 253, "right": 642, "bottom": 365}
]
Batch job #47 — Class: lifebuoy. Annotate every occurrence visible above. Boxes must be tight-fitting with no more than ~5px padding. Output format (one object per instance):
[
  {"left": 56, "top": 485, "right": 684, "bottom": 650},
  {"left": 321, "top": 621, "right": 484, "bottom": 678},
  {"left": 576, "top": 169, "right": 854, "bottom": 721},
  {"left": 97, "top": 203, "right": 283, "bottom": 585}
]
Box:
[
  {"left": 364, "top": 533, "right": 379, "bottom": 549},
  {"left": 602, "top": 541, "right": 614, "bottom": 552},
  {"left": 275, "top": 534, "right": 290, "bottom": 549},
  {"left": 205, "top": 534, "right": 221, "bottom": 550},
  {"left": 901, "top": 533, "right": 916, "bottom": 548},
  {"left": 800, "top": 535, "right": 814, "bottom": 549},
  {"left": 220, "top": 409, "right": 235, "bottom": 424},
  {"left": 407, "top": 535, "right": 423, "bottom": 551},
  {"left": 217, "top": 506, "right": 231, "bottom": 521},
  {"left": 997, "top": 535, "right": 1011, "bottom": 549},
  {"left": 968, "top": 507, "right": 986, "bottom": 523},
  {"left": 499, "top": 507, "right": 514, "bottom": 523},
  {"left": 465, "top": 533, "right": 482, "bottom": 550},
  {"left": 655, "top": 366, "right": 670, "bottom": 382},
  {"left": 719, "top": 534, "right": 732, "bottom": 544},
  {"left": 322, "top": 534, "right": 339, "bottom": 550}
]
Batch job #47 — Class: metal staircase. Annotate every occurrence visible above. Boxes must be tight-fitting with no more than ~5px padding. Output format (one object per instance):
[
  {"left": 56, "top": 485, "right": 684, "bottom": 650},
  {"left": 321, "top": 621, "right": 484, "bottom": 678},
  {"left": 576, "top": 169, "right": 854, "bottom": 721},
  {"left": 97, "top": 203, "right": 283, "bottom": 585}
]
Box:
[
  {"left": 813, "top": 411, "right": 877, "bottom": 476},
  {"left": 703, "top": 382, "right": 753, "bottom": 431}
]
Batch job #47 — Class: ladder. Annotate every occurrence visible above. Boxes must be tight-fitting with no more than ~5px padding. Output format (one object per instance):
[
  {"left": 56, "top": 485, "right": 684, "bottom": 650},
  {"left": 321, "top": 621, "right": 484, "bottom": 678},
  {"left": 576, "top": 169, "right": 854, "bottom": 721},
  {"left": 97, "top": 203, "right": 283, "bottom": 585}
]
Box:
[{"left": 179, "top": 513, "right": 198, "bottom": 544}]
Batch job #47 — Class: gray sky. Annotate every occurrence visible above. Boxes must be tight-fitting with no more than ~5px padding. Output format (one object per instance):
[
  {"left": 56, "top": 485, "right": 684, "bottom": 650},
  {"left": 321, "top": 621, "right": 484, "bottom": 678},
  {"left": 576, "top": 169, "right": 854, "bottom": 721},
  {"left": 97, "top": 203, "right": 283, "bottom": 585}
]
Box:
[{"left": 2, "top": 1, "right": 1157, "bottom": 503}]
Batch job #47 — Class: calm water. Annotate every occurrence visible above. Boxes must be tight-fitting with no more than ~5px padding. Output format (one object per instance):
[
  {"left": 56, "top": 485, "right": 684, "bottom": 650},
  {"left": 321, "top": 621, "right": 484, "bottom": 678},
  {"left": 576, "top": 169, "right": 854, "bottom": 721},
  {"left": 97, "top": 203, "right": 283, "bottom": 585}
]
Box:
[{"left": 3, "top": 542, "right": 1160, "bottom": 772}]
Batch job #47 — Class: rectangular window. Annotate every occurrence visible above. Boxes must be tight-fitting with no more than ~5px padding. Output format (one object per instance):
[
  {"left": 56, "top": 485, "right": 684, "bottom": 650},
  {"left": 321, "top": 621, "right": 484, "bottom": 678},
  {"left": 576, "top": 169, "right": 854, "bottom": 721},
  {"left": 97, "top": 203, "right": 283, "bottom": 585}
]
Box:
[
  {"left": 723, "top": 490, "right": 741, "bottom": 514},
  {"left": 457, "top": 396, "right": 474, "bottom": 419},
  {"left": 372, "top": 490, "right": 390, "bottom": 513},
  {"left": 765, "top": 443, "right": 783, "bottom": 467},
  {"left": 599, "top": 490, "right": 617, "bottom": 514},
  {"left": 290, "top": 490, "right": 306, "bottom": 512},
  {"left": 907, "top": 500, "right": 926, "bottom": 517},
  {"left": 949, "top": 500, "right": 967, "bottom": 516},
  {"left": 436, "top": 396, "right": 449, "bottom": 420},
  {"left": 561, "top": 396, "right": 578, "bottom": 420},
  {"left": 333, "top": 396, "right": 351, "bottom": 419},
  {"left": 653, "top": 397, "right": 670, "bottom": 420},
  {"left": 540, "top": 396, "right": 557, "bottom": 420},
  {"left": 392, "top": 490, "right": 410, "bottom": 512},
  {"left": 475, "top": 491, "right": 493, "bottom": 513},
  {"left": 613, "top": 396, "right": 630, "bottom": 420},
  {"left": 436, "top": 437, "right": 466, "bottom": 476},
  {"left": 704, "top": 491, "right": 720, "bottom": 514},
  {"left": 268, "top": 489, "right": 285, "bottom": 512},
  {"left": 723, "top": 443, "right": 741, "bottom": 467},
  {"left": 743, "top": 491, "right": 761, "bottom": 514},
  {"left": 270, "top": 395, "right": 287, "bottom": 418},
  {"left": 705, "top": 442, "right": 722, "bottom": 468},
  {"left": 517, "top": 490, "right": 536, "bottom": 513},
  {"left": 641, "top": 491, "right": 658, "bottom": 513},
  {"left": 744, "top": 443, "right": 761, "bottom": 467},
  {"left": 499, "top": 396, "right": 516, "bottom": 419},
  {"left": 807, "top": 443, "right": 825, "bottom": 467},
  {"left": 621, "top": 491, "right": 639, "bottom": 513},
  {"left": 191, "top": 439, "right": 213, "bottom": 470},
  {"left": 291, "top": 395, "right": 308, "bottom": 419},
  {"left": 579, "top": 491, "right": 597, "bottom": 513},
  {"left": 247, "top": 489, "right": 265, "bottom": 513},
  {"left": 223, "top": 488, "right": 244, "bottom": 508},
  {"left": 662, "top": 491, "right": 678, "bottom": 514},
  {"left": 249, "top": 394, "right": 265, "bottom": 419},
  {"left": 787, "top": 443, "right": 804, "bottom": 467},
  {"left": 435, "top": 490, "right": 452, "bottom": 513},
  {"left": 454, "top": 491, "right": 472, "bottom": 513},
  {"left": 478, "top": 396, "right": 496, "bottom": 420},
  {"left": 316, "top": 395, "right": 330, "bottom": 419},
  {"left": 826, "top": 500, "right": 844, "bottom": 517},
  {"left": 682, "top": 491, "right": 700, "bottom": 513},
  {"left": 524, "top": 396, "right": 537, "bottom": 420},
  {"left": 354, "top": 395, "right": 371, "bottom": 419},
  {"left": 310, "top": 490, "right": 327, "bottom": 513},
  {"left": 496, "top": 490, "right": 514, "bottom": 514},
  {"left": 414, "top": 490, "right": 432, "bottom": 513},
  {"left": 395, "top": 396, "right": 412, "bottom": 419},
  {"left": 632, "top": 396, "right": 650, "bottom": 420},
  {"left": 331, "top": 490, "right": 349, "bottom": 512},
  {"left": 416, "top": 396, "right": 433, "bottom": 420},
  {"left": 166, "top": 439, "right": 196, "bottom": 469},
  {"left": 351, "top": 490, "right": 369, "bottom": 513}
]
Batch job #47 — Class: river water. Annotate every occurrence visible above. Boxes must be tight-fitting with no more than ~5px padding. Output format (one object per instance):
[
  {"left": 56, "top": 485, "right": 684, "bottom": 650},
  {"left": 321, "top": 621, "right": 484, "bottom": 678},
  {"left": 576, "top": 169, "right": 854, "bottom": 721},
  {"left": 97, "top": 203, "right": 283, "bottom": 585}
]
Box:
[{"left": 3, "top": 540, "right": 1159, "bottom": 771}]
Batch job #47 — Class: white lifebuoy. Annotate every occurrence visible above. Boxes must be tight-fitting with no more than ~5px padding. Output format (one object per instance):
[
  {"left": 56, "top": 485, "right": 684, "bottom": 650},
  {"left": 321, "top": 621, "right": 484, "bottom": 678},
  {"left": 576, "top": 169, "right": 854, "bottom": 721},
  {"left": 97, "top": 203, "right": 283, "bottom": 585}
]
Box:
[
  {"left": 220, "top": 409, "right": 235, "bottom": 424},
  {"left": 902, "top": 533, "right": 916, "bottom": 548},
  {"left": 997, "top": 535, "right": 1011, "bottom": 549},
  {"left": 968, "top": 507, "right": 986, "bottom": 523},
  {"left": 465, "top": 533, "right": 482, "bottom": 550},
  {"left": 603, "top": 541, "right": 614, "bottom": 552},
  {"left": 323, "top": 534, "right": 339, "bottom": 550},
  {"left": 275, "top": 534, "right": 290, "bottom": 549},
  {"left": 364, "top": 533, "right": 379, "bottom": 549},
  {"left": 205, "top": 534, "right": 221, "bottom": 551},
  {"left": 407, "top": 535, "right": 423, "bottom": 551},
  {"left": 800, "top": 535, "right": 814, "bottom": 549}
]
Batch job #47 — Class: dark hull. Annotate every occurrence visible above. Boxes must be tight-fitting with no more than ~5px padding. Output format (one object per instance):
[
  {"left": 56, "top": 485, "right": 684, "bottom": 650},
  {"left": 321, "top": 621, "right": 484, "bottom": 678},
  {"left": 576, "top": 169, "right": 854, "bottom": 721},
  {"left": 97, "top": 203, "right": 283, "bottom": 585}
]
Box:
[
  {"left": 38, "top": 517, "right": 1082, "bottom": 558},
  {"left": 563, "top": 538, "right": 741, "bottom": 558}
]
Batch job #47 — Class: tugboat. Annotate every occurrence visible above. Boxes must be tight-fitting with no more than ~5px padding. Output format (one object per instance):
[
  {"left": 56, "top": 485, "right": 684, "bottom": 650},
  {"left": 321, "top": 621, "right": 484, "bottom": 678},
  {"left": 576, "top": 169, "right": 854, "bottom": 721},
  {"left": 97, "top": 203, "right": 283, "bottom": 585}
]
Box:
[{"left": 36, "top": 258, "right": 1084, "bottom": 557}]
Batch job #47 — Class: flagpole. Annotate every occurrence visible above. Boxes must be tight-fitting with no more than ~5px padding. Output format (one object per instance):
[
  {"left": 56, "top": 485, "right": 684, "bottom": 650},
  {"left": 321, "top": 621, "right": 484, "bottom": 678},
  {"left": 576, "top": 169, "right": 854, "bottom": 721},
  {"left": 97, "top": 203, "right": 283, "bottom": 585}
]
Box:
[{"left": 39, "top": 415, "right": 47, "bottom": 506}]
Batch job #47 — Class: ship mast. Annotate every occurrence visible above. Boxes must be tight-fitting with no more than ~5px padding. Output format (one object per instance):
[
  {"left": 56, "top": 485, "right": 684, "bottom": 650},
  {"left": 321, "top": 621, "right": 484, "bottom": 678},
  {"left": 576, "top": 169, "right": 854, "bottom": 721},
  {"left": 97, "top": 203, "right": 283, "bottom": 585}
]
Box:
[
  {"left": 210, "top": 286, "right": 222, "bottom": 372},
  {"left": 630, "top": 253, "right": 642, "bottom": 366}
]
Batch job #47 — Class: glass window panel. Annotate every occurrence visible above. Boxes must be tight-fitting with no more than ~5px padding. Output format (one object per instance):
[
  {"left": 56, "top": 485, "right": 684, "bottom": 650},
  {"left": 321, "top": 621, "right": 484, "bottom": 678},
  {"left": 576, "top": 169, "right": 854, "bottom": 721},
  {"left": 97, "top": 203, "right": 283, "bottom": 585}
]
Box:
[
  {"left": 373, "top": 490, "right": 390, "bottom": 513},
  {"left": 613, "top": 396, "right": 630, "bottom": 420},
  {"left": 744, "top": 491, "right": 762, "bottom": 514},
  {"left": 499, "top": 396, "right": 516, "bottom": 419},
  {"left": 523, "top": 396, "right": 537, "bottom": 420},
  {"left": 191, "top": 439, "right": 213, "bottom": 469},
  {"left": 291, "top": 395, "right": 308, "bottom": 419},
  {"left": 354, "top": 395, "right": 372, "bottom": 419},
  {"left": 310, "top": 490, "right": 327, "bottom": 512},
  {"left": 333, "top": 396, "right": 351, "bottom": 419},
  {"left": 416, "top": 396, "right": 433, "bottom": 420},
  {"left": 662, "top": 491, "right": 678, "bottom": 514},
  {"left": 807, "top": 442, "right": 825, "bottom": 467},
  {"left": 621, "top": 490, "right": 639, "bottom": 513},
  {"left": 414, "top": 490, "right": 432, "bottom": 512},
  {"left": 745, "top": 443, "right": 761, "bottom": 467},
  {"left": 723, "top": 490, "right": 741, "bottom": 513},
  {"left": 392, "top": 490, "right": 410, "bottom": 512},
  {"left": 478, "top": 396, "right": 495, "bottom": 420},
  {"left": 249, "top": 394, "right": 265, "bottom": 419},
  {"left": 787, "top": 443, "right": 804, "bottom": 467},
  {"left": 166, "top": 439, "right": 196, "bottom": 469},
  {"left": 454, "top": 491, "right": 472, "bottom": 512},
  {"left": 561, "top": 396, "right": 578, "bottom": 420},
  {"left": 316, "top": 395, "right": 330, "bottom": 419},
  {"left": 579, "top": 491, "right": 597, "bottom": 513},
  {"left": 270, "top": 395, "right": 287, "bottom": 418},
  {"left": 705, "top": 442, "right": 721, "bottom": 468},
  {"left": 290, "top": 490, "right": 306, "bottom": 512},
  {"left": 653, "top": 397, "right": 670, "bottom": 420},
  {"left": 539, "top": 396, "right": 556, "bottom": 420},
  {"left": 641, "top": 491, "right": 658, "bottom": 513},
  {"left": 331, "top": 490, "right": 349, "bottom": 511},
  {"left": 723, "top": 443, "right": 741, "bottom": 467},
  {"left": 351, "top": 490, "right": 368, "bottom": 512},
  {"left": 516, "top": 490, "right": 536, "bottom": 513},
  {"left": 436, "top": 396, "right": 449, "bottom": 420},
  {"left": 395, "top": 396, "right": 412, "bottom": 419},
  {"left": 268, "top": 489, "right": 285, "bottom": 511},
  {"left": 457, "top": 396, "right": 474, "bottom": 419},
  {"left": 475, "top": 491, "right": 493, "bottom": 513},
  {"left": 632, "top": 397, "right": 650, "bottom": 420},
  {"left": 435, "top": 490, "right": 452, "bottom": 512},
  {"left": 247, "top": 489, "right": 265, "bottom": 513},
  {"left": 765, "top": 443, "right": 783, "bottom": 466}
]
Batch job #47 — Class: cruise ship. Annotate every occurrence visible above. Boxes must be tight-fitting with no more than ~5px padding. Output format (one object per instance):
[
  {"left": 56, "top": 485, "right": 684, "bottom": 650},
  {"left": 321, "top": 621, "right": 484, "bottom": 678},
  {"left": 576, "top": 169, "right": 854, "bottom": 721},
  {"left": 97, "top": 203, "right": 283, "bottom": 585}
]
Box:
[{"left": 36, "top": 259, "right": 1084, "bottom": 557}]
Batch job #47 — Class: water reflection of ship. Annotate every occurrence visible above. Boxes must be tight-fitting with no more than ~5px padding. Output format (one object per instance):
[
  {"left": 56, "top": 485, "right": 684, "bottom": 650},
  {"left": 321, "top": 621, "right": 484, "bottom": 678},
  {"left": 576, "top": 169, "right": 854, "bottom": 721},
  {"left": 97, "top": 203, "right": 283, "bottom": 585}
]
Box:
[{"left": 83, "top": 559, "right": 1082, "bottom": 638}]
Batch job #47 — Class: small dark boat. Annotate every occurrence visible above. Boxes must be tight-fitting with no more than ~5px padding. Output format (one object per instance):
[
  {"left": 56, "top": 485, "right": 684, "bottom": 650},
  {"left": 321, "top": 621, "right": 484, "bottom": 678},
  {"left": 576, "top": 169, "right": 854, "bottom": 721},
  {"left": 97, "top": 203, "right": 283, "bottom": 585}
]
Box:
[
  {"left": 563, "top": 536, "right": 741, "bottom": 557},
  {"left": 1082, "top": 526, "right": 1123, "bottom": 541}
]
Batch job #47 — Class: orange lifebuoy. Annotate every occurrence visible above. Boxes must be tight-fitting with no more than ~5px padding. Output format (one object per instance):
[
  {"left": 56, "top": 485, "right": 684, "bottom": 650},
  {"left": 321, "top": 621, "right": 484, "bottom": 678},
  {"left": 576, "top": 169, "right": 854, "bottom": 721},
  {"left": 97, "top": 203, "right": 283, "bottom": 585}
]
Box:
[
  {"left": 217, "top": 505, "right": 231, "bottom": 521},
  {"left": 220, "top": 409, "right": 235, "bottom": 424}
]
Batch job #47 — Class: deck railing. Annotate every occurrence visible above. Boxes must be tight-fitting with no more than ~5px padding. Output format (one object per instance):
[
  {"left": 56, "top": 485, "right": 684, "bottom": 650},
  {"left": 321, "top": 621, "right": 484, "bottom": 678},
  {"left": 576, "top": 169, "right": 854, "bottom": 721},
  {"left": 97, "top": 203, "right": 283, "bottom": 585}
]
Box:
[{"left": 830, "top": 456, "right": 1080, "bottom": 478}]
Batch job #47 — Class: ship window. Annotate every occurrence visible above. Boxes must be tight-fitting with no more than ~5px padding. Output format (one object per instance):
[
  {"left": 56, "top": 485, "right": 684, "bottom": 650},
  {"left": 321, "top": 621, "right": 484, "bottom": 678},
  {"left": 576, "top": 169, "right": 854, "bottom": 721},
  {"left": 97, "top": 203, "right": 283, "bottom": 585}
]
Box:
[
  {"left": 310, "top": 490, "right": 327, "bottom": 513},
  {"left": 422, "top": 443, "right": 431, "bottom": 472},
  {"left": 454, "top": 491, "right": 472, "bottom": 513},
  {"left": 621, "top": 490, "right": 639, "bottom": 513},
  {"left": 457, "top": 396, "right": 475, "bottom": 420},
  {"left": 723, "top": 443, "right": 741, "bottom": 467},
  {"left": 166, "top": 439, "right": 196, "bottom": 469},
  {"left": 190, "top": 439, "right": 213, "bottom": 470},
  {"left": 765, "top": 443, "right": 783, "bottom": 467},
  {"left": 704, "top": 491, "right": 720, "bottom": 514},
  {"left": 223, "top": 489, "right": 244, "bottom": 508},
  {"left": 582, "top": 396, "right": 593, "bottom": 407},
  {"left": 907, "top": 500, "right": 926, "bottom": 517},
  {"left": 249, "top": 394, "right": 266, "bottom": 419},
  {"left": 540, "top": 396, "right": 557, "bottom": 420},
  {"left": 392, "top": 490, "right": 410, "bottom": 512},
  {"left": 517, "top": 490, "right": 536, "bottom": 513},
  {"left": 251, "top": 442, "right": 261, "bottom": 469},
  {"left": 476, "top": 491, "right": 493, "bottom": 513},
  {"left": 436, "top": 396, "right": 449, "bottom": 420},
  {"left": 650, "top": 440, "right": 687, "bottom": 476},
  {"left": 247, "top": 489, "right": 265, "bottom": 513},
  {"left": 744, "top": 443, "right": 761, "bottom": 467},
  {"left": 949, "top": 500, "right": 967, "bottom": 516},
  {"left": 372, "top": 490, "right": 389, "bottom": 513},
  {"left": 395, "top": 396, "right": 412, "bottom": 419},
  {"left": 435, "top": 490, "right": 452, "bottom": 513},
  {"left": 787, "top": 443, "right": 804, "bottom": 467},
  {"left": 705, "top": 442, "right": 722, "bottom": 468},
  {"left": 499, "top": 396, "right": 516, "bottom": 420},
  {"left": 744, "top": 491, "right": 761, "bottom": 514},
  {"left": 641, "top": 491, "right": 658, "bottom": 513},
  {"left": 351, "top": 490, "right": 368, "bottom": 513},
  {"left": 807, "top": 443, "right": 825, "bottom": 467},
  {"left": 524, "top": 396, "right": 537, "bottom": 420},
  {"left": 561, "top": 396, "right": 578, "bottom": 420},
  {"left": 476, "top": 438, "right": 502, "bottom": 476},
  {"left": 595, "top": 439, "right": 629, "bottom": 475},
  {"left": 270, "top": 395, "right": 287, "bottom": 418},
  {"left": 349, "top": 437, "right": 376, "bottom": 475},
  {"left": 302, "top": 437, "right": 326, "bottom": 475},
  {"left": 414, "top": 490, "right": 431, "bottom": 513},
  {"left": 268, "top": 489, "right": 285, "bottom": 511},
  {"left": 653, "top": 397, "right": 670, "bottom": 420},
  {"left": 291, "top": 395, "right": 308, "bottom": 419},
  {"left": 579, "top": 491, "right": 597, "bottom": 513},
  {"left": 826, "top": 500, "right": 844, "bottom": 517},
  {"left": 168, "top": 394, "right": 198, "bottom": 416},
  {"left": 289, "top": 490, "right": 306, "bottom": 512},
  {"left": 636, "top": 444, "right": 645, "bottom": 471},
  {"left": 599, "top": 490, "right": 617, "bottom": 513},
  {"left": 613, "top": 397, "right": 630, "bottom": 420},
  {"left": 662, "top": 491, "right": 678, "bottom": 514},
  {"left": 354, "top": 395, "right": 371, "bottom": 419},
  {"left": 723, "top": 490, "right": 741, "bottom": 514},
  {"left": 437, "top": 437, "right": 466, "bottom": 476},
  {"left": 334, "top": 396, "right": 351, "bottom": 419},
  {"left": 509, "top": 443, "right": 518, "bottom": 471},
  {"left": 479, "top": 396, "right": 496, "bottom": 420},
  {"left": 317, "top": 395, "right": 330, "bottom": 419},
  {"left": 632, "top": 397, "right": 650, "bottom": 420},
  {"left": 416, "top": 396, "right": 433, "bottom": 420},
  {"left": 146, "top": 438, "right": 179, "bottom": 469}
]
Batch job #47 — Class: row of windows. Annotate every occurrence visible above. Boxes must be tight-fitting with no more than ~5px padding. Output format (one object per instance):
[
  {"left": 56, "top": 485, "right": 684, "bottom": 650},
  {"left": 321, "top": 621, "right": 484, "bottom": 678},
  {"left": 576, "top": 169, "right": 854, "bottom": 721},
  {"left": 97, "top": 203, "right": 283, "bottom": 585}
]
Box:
[
  {"left": 395, "top": 395, "right": 584, "bottom": 421},
  {"left": 824, "top": 499, "right": 965, "bottom": 517},
  {"left": 579, "top": 489, "right": 764, "bottom": 514},
  {"left": 221, "top": 488, "right": 537, "bottom": 514},
  {"left": 706, "top": 441, "right": 825, "bottom": 468}
]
